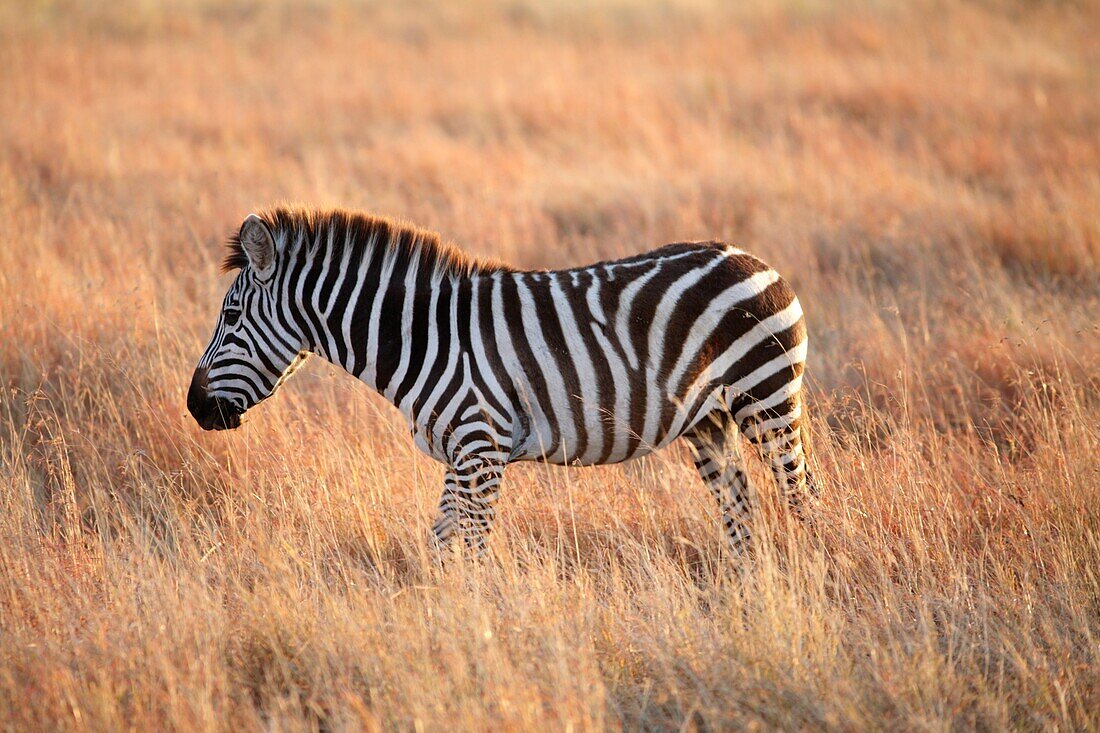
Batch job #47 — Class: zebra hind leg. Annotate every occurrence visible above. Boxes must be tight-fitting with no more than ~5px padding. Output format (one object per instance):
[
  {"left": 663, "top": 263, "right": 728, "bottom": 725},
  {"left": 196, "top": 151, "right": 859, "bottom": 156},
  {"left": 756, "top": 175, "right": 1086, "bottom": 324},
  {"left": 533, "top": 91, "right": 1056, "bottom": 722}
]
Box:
[
  {"left": 740, "top": 406, "right": 815, "bottom": 518},
  {"left": 683, "top": 412, "right": 755, "bottom": 558}
]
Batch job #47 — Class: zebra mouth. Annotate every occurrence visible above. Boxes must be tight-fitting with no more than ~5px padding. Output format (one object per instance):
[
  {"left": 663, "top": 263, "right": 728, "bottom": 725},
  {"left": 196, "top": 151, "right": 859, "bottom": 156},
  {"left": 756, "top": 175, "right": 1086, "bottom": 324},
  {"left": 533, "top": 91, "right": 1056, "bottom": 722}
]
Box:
[
  {"left": 190, "top": 394, "right": 244, "bottom": 431},
  {"left": 201, "top": 401, "right": 243, "bottom": 431},
  {"left": 188, "top": 367, "right": 245, "bottom": 431}
]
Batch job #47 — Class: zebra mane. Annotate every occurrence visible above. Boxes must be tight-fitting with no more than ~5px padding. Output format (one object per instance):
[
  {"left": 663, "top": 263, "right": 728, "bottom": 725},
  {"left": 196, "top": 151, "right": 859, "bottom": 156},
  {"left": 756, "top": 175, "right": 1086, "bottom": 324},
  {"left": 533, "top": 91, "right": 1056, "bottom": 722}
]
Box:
[{"left": 222, "top": 206, "right": 509, "bottom": 279}]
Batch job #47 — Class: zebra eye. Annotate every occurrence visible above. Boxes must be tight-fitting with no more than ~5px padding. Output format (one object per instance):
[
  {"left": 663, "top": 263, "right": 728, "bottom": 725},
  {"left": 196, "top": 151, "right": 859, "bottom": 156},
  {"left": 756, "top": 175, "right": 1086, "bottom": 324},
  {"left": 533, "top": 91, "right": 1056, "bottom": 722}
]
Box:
[{"left": 224, "top": 308, "right": 241, "bottom": 327}]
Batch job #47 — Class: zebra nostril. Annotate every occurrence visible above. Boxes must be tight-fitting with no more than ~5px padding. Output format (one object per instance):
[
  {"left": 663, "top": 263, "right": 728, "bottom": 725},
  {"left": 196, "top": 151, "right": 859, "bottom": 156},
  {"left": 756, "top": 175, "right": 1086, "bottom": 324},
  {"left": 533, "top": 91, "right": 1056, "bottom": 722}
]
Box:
[
  {"left": 187, "top": 367, "right": 211, "bottom": 422},
  {"left": 191, "top": 366, "right": 209, "bottom": 390}
]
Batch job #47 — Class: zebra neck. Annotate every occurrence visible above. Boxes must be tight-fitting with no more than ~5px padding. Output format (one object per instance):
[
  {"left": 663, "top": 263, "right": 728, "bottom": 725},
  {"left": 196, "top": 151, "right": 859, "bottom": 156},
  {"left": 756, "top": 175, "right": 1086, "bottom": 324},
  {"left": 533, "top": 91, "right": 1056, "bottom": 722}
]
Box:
[{"left": 301, "top": 248, "right": 467, "bottom": 420}]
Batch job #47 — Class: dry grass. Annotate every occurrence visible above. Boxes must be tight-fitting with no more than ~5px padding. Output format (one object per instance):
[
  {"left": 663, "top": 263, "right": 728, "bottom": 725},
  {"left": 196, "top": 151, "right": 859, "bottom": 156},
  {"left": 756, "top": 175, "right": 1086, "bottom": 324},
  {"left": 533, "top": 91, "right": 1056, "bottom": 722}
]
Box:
[{"left": 2, "top": 0, "right": 1099, "bottom": 730}]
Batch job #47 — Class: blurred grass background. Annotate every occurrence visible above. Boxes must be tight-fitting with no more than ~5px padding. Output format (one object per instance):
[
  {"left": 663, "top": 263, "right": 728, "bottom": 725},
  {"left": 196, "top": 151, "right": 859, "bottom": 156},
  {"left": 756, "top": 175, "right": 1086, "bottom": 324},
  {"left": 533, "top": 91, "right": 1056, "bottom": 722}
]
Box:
[{"left": 1, "top": 0, "right": 1098, "bottom": 729}]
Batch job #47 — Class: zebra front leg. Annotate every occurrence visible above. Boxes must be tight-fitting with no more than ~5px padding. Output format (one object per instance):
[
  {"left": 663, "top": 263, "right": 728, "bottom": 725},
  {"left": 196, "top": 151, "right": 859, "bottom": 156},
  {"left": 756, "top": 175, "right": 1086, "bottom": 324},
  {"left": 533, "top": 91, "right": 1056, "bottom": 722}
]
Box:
[
  {"left": 430, "top": 469, "right": 463, "bottom": 555},
  {"left": 683, "top": 413, "right": 754, "bottom": 558},
  {"left": 430, "top": 456, "right": 505, "bottom": 558}
]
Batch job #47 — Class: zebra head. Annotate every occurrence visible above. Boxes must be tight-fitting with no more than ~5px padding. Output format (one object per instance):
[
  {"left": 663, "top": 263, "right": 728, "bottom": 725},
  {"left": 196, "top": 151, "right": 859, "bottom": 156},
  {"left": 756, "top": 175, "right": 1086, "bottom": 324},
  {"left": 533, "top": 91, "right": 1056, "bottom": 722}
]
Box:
[{"left": 188, "top": 214, "right": 307, "bottom": 431}]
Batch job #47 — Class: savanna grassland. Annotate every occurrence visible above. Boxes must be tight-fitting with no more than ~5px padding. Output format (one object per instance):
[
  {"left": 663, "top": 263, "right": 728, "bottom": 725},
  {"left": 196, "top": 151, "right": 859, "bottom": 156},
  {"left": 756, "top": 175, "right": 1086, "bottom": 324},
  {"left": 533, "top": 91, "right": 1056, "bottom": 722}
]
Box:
[{"left": 1, "top": 0, "right": 1099, "bottom": 729}]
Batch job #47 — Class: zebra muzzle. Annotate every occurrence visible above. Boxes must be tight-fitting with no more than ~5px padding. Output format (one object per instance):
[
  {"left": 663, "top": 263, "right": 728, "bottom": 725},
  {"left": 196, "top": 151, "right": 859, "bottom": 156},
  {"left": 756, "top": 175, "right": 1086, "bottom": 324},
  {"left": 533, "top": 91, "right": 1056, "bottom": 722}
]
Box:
[{"left": 187, "top": 367, "right": 243, "bottom": 431}]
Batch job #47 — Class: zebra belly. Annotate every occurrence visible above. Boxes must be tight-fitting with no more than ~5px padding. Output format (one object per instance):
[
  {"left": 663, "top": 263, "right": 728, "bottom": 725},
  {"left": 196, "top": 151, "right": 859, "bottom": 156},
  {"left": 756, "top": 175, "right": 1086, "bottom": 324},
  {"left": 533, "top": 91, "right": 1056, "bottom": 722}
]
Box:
[{"left": 510, "top": 392, "right": 724, "bottom": 467}]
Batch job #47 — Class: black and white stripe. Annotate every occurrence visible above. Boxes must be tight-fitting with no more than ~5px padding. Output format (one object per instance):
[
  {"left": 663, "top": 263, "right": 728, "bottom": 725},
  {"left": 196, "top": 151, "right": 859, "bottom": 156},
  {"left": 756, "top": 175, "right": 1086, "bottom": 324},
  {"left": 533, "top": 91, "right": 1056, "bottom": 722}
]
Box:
[{"left": 189, "top": 208, "right": 816, "bottom": 556}]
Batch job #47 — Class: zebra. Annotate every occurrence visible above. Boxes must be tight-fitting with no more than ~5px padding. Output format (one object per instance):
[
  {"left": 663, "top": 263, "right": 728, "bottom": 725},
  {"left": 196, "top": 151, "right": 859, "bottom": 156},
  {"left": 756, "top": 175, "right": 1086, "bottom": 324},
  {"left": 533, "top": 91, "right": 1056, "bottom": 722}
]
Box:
[{"left": 188, "top": 207, "right": 816, "bottom": 557}]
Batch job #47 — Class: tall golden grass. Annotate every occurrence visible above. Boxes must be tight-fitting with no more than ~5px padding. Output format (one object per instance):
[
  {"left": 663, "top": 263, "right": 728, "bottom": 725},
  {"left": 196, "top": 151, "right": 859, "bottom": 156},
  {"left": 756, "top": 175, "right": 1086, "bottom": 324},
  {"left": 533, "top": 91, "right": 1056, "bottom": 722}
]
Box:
[{"left": 2, "top": 0, "right": 1098, "bottom": 729}]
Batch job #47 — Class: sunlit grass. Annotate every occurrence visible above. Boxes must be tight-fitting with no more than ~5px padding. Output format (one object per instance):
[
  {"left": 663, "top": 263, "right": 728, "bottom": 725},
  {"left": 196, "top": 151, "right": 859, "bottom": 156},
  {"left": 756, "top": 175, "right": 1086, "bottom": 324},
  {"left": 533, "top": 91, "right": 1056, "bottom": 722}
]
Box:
[{"left": 1, "top": 0, "right": 1098, "bottom": 729}]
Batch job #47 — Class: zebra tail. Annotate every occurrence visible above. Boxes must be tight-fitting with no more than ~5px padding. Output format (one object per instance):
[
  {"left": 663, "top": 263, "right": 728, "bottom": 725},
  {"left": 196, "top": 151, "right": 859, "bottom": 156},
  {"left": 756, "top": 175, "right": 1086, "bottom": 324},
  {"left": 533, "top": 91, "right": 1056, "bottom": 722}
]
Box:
[{"left": 800, "top": 406, "right": 820, "bottom": 496}]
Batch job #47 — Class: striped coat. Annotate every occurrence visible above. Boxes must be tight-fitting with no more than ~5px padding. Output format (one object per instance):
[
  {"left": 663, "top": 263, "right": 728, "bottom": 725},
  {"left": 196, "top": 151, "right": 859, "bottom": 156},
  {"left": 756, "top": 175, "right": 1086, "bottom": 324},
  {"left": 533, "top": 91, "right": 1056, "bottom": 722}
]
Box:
[{"left": 189, "top": 208, "right": 815, "bottom": 556}]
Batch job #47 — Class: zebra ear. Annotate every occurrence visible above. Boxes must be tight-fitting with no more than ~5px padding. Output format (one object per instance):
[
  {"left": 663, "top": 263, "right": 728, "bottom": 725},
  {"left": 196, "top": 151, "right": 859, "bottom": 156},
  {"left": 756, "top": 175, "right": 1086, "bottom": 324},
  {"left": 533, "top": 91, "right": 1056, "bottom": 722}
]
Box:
[{"left": 239, "top": 214, "right": 276, "bottom": 278}]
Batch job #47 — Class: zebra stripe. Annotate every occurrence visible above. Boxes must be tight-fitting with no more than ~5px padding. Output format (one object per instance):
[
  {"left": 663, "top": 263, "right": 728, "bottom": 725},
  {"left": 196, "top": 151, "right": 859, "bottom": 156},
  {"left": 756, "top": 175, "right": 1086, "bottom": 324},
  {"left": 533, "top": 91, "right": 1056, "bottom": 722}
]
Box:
[{"left": 190, "top": 208, "right": 817, "bottom": 558}]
